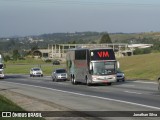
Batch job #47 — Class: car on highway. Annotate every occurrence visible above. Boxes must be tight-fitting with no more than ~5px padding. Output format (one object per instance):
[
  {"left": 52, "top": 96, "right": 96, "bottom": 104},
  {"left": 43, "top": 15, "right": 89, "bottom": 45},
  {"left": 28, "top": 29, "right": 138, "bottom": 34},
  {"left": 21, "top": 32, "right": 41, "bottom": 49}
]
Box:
[
  {"left": 51, "top": 68, "right": 67, "bottom": 82},
  {"left": 0, "top": 70, "right": 5, "bottom": 79},
  {"left": 30, "top": 68, "right": 43, "bottom": 77},
  {"left": 116, "top": 69, "right": 125, "bottom": 82},
  {"left": 52, "top": 60, "right": 60, "bottom": 65}
]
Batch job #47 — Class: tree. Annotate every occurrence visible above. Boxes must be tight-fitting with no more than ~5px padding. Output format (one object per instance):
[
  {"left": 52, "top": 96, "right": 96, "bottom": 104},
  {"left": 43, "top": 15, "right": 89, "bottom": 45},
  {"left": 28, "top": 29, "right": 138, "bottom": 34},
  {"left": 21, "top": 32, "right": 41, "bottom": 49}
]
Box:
[
  {"left": 68, "top": 40, "right": 76, "bottom": 44},
  {"left": 133, "top": 48, "right": 143, "bottom": 55},
  {"left": 31, "top": 45, "right": 39, "bottom": 51},
  {"left": 12, "top": 49, "right": 20, "bottom": 60},
  {"left": 4, "top": 55, "right": 10, "bottom": 62},
  {"left": 99, "top": 33, "right": 112, "bottom": 43}
]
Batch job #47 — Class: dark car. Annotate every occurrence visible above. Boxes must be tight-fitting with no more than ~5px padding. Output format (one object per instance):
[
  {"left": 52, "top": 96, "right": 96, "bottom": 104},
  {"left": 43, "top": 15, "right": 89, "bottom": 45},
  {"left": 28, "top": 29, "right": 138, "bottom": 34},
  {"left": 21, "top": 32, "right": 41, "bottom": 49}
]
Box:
[
  {"left": 51, "top": 68, "right": 68, "bottom": 82},
  {"left": 116, "top": 69, "right": 125, "bottom": 82},
  {"left": 52, "top": 60, "right": 60, "bottom": 65}
]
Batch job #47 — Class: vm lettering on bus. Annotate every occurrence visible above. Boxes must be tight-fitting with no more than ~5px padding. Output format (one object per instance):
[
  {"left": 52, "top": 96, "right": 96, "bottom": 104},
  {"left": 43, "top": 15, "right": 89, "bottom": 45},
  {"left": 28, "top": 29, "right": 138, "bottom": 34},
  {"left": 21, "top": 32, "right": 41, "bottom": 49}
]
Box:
[{"left": 97, "top": 51, "right": 109, "bottom": 58}]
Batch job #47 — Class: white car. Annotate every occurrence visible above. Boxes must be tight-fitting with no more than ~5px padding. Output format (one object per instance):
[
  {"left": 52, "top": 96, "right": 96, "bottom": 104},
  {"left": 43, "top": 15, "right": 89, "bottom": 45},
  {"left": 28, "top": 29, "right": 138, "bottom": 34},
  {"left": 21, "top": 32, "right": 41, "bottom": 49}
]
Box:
[
  {"left": 0, "top": 70, "right": 5, "bottom": 79},
  {"left": 30, "top": 68, "right": 43, "bottom": 77}
]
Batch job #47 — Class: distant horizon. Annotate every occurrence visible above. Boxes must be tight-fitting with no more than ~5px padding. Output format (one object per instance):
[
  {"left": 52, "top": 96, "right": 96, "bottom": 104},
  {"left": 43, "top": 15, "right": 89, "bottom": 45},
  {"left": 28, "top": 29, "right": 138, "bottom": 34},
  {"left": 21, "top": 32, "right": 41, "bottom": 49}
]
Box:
[{"left": 1, "top": 31, "right": 160, "bottom": 38}]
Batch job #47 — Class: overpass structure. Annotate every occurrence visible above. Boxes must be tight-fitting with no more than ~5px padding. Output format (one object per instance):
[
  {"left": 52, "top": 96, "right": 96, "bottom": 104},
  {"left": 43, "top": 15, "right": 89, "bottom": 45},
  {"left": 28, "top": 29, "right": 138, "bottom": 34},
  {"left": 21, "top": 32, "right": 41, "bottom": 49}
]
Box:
[{"left": 32, "top": 43, "right": 153, "bottom": 59}]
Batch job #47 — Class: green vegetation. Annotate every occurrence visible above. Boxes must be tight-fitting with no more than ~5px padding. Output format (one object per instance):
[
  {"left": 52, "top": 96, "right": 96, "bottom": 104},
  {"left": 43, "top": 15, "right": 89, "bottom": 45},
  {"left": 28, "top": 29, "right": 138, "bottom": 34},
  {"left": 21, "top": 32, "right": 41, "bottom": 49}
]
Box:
[
  {"left": 99, "top": 33, "right": 112, "bottom": 43},
  {"left": 4, "top": 58, "right": 66, "bottom": 75},
  {"left": 1, "top": 32, "right": 160, "bottom": 54},
  {"left": 0, "top": 94, "right": 44, "bottom": 120},
  {"left": 118, "top": 53, "right": 160, "bottom": 80},
  {"left": 133, "top": 48, "right": 152, "bottom": 55},
  {"left": 0, "top": 94, "right": 22, "bottom": 111}
]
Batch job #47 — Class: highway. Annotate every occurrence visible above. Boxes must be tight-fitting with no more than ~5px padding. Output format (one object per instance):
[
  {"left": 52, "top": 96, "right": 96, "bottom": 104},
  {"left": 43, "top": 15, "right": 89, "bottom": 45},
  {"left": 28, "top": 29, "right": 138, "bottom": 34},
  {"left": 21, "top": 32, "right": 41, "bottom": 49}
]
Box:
[{"left": 0, "top": 74, "right": 160, "bottom": 120}]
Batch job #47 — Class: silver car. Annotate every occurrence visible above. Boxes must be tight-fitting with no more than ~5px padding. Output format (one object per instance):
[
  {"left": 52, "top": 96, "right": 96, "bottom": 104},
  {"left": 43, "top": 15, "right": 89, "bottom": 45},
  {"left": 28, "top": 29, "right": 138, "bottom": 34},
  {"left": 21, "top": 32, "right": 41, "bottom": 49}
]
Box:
[
  {"left": 116, "top": 69, "right": 125, "bottom": 82},
  {"left": 51, "top": 69, "right": 67, "bottom": 82}
]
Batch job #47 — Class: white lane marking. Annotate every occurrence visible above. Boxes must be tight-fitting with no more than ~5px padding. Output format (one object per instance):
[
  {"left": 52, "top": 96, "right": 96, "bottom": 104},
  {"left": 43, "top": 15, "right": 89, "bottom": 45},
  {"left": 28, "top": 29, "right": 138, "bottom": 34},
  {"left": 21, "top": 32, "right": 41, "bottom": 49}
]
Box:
[
  {"left": 131, "top": 81, "right": 157, "bottom": 84},
  {"left": 56, "top": 82, "right": 63, "bottom": 84},
  {"left": 56, "top": 82, "right": 69, "bottom": 85},
  {"left": 124, "top": 91, "right": 142, "bottom": 95},
  {"left": 1, "top": 81, "right": 160, "bottom": 110},
  {"left": 119, "top": 84, "right": 135, "bottom": 87}
]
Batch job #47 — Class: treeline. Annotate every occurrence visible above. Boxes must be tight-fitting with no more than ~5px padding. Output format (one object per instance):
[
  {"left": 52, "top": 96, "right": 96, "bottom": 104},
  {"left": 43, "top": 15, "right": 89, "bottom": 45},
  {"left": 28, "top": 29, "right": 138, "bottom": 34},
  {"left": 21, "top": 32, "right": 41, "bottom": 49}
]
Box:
[{"left": 0, "top": 32, "right": 160, "bottom": 60}]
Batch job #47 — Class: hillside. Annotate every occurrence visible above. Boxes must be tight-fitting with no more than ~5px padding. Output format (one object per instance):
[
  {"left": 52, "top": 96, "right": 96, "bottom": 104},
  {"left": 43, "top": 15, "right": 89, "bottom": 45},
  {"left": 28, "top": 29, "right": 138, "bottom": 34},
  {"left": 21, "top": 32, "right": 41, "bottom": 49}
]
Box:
[
  {"left": 0, "top": 32, "right": 160, "bottom": 53},
  {"left": 118, "top": 53, "right": 160, "bottom": 80}
]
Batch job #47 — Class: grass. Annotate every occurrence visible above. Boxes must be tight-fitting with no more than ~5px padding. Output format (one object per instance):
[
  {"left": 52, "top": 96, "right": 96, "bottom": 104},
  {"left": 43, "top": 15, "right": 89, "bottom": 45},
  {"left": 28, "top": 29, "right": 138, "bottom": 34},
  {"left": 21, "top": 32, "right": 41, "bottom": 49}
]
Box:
[
  {"left": 118, "top": 52, "right": 160, "bottom": 80},
  {"left": 0, "top": 94, "right": 23, "bottom": 111},
  {"left": 4, "top": 58, "right": 66, "bottom": 76},
  {"left": 0, "top": 94, "right": 44, "bottom": 120}
]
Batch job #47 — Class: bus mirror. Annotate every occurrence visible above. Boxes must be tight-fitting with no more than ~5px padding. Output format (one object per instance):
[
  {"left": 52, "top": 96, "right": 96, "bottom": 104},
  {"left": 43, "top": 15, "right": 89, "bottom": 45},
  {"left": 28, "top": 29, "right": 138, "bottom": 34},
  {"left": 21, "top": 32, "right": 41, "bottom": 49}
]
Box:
[
  {"left": 89, "top": 63, "right": 93, "bottom": 70},
  {"left": 117, "top": 61, "right": 120, "bottom": 69}
]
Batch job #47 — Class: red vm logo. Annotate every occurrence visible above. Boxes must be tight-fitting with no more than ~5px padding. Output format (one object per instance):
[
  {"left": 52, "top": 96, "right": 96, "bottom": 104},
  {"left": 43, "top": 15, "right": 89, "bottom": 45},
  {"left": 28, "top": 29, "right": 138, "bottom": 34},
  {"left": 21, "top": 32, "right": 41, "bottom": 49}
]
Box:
[{"left": 97, "top": 51, "right": 109, "bottom": 58}]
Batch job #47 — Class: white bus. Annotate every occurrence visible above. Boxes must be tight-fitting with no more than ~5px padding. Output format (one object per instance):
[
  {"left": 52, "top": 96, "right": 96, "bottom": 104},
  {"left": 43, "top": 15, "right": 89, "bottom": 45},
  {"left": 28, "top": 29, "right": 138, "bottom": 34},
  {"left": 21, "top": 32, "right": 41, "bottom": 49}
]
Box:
[{"left": 66, "top": 48, "right": 119, "bottom": 85}]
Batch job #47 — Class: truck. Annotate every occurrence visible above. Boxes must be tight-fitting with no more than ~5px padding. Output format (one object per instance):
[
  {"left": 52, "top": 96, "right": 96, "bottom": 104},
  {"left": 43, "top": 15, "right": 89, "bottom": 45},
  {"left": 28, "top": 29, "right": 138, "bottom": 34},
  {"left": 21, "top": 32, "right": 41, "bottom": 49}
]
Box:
[{"left": 66, "top": 48, "right": 119, "bottom": 85}]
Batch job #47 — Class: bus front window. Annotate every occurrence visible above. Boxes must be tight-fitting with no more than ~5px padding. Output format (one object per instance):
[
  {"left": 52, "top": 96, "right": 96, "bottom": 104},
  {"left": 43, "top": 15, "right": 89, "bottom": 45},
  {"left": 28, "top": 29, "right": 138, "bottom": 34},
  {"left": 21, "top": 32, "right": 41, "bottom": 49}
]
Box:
[{"left": 92, "top": 61, "right": 116, "bottom": 75}]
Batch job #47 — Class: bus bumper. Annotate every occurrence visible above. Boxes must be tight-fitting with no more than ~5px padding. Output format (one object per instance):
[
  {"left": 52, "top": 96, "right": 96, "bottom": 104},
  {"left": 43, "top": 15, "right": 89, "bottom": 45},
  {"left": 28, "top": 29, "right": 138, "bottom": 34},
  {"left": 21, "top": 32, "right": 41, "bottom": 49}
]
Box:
[{"left": 91, "top": 75, "right": 116, "bottom": 84}]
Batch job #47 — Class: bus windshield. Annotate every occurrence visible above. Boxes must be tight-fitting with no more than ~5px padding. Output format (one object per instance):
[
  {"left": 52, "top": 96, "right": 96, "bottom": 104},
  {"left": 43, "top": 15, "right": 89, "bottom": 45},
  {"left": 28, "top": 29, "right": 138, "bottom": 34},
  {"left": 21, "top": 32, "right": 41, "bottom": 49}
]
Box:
[{"left": 92, "top": 61, "right": 116, "bottom": 75}]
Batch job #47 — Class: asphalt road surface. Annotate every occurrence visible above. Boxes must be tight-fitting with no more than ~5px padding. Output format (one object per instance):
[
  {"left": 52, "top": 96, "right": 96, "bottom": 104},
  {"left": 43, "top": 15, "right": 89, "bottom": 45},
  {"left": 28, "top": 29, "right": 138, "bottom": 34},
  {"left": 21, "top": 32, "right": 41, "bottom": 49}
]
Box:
[{"left": 0, "top": 74, "right": 160, "bottom": 120}]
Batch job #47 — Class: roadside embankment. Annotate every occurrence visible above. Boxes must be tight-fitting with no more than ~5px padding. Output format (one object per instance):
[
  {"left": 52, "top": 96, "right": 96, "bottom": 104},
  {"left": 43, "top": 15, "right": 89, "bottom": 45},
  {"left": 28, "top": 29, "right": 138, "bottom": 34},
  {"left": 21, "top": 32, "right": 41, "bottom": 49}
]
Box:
[{"left": 0, "top": 88, "right": 97, "bottom": 120}]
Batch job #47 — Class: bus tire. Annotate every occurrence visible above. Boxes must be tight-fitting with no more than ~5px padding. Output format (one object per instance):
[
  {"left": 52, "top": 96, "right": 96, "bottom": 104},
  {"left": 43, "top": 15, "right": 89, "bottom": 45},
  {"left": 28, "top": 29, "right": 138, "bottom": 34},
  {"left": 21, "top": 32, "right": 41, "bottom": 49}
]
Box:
[
  {"left": 71, "top": 75, "right": 74, "bottom": 84},
  {"left": 72, "top": 75, "right": 77, "bottom": 85},
  {"left": 86, "top": 76, "right": 91, "bottom": 86}
]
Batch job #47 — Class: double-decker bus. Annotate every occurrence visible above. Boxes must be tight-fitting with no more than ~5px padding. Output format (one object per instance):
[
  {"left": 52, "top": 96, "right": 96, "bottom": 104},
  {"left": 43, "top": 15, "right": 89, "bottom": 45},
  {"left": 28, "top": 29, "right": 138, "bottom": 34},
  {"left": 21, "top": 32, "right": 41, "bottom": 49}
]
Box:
[{"left": 66, "top": 48, "right": 119, "bottom": 85}]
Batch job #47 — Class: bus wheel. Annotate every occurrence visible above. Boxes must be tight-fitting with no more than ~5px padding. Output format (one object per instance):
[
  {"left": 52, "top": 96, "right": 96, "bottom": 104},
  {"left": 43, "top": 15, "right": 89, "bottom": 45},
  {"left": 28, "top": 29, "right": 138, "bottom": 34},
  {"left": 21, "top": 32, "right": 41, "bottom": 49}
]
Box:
[
  {"left": 86, "top": 77, "right": 90, "bottom": 86},
  {"left": 72, "top": 75, "right": 77, "bottom": 85},
  {"left": 71, "top": 75, "right": 74, "bottom": 84}
]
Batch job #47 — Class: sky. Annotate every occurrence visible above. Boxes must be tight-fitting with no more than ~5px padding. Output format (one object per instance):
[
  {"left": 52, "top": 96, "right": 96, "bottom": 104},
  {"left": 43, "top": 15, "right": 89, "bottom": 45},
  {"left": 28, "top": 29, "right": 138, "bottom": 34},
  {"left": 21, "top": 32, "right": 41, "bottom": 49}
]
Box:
[{"left": 0, "top": 0, "right": 160, "bottom": 37}]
